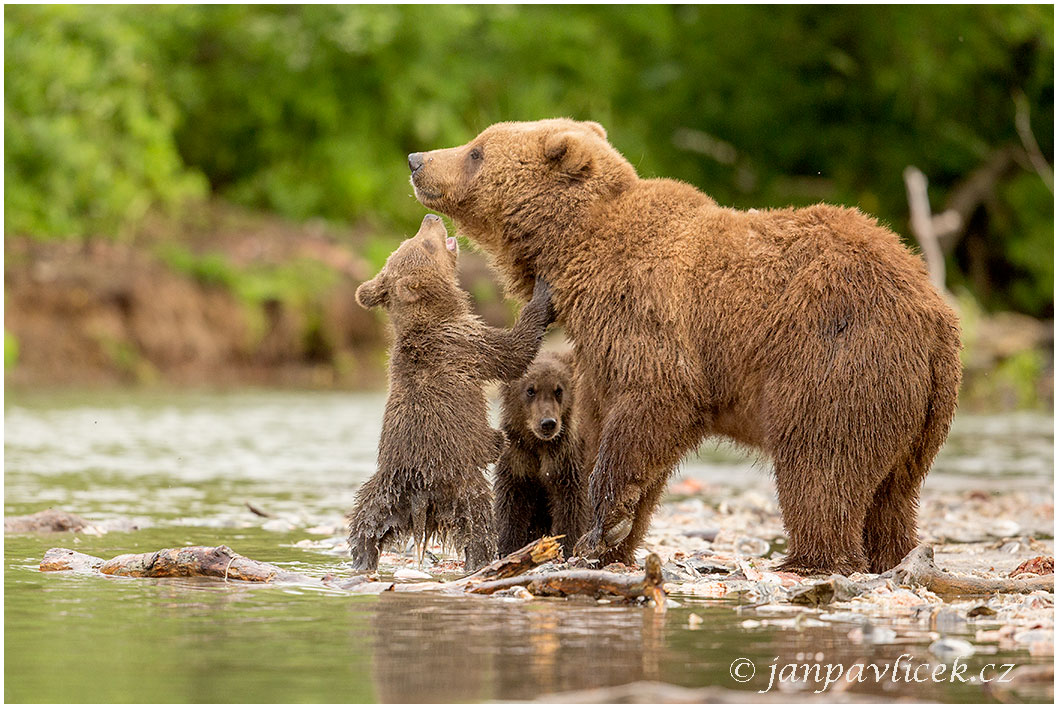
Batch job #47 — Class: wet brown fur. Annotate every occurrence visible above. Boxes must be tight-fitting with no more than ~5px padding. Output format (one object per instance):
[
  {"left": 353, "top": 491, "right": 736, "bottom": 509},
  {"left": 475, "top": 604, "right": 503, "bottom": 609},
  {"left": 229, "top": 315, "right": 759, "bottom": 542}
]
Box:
[
  {"left": 410, "top": 119, "right": 962, "bottom": 575},
  {"left": 346, "top": 214, "right": 553, "bottom": 572},
  {"left": 494, "top": 349, "right": 589, "bottom": 557}
]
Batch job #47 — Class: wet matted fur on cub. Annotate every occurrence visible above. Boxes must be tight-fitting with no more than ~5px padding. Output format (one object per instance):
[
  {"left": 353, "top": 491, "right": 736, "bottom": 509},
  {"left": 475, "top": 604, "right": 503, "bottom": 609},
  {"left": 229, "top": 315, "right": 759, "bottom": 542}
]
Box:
[
  {"left": 346, "top": 214, "right": 553, "bottom": 572},
  {"left": 494, "top": 349, "right": 588, "bottom": 557}
]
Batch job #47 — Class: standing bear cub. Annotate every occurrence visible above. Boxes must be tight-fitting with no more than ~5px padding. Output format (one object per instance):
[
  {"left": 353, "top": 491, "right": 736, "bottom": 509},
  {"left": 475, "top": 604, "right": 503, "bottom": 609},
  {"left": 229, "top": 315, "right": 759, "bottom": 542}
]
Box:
[
  {"left": 346, "top": 214, "right": 553, "bottom": 572},
  {"left": 409, "top": 118, "right": 962, "bottom": 574},
  {"left": 494, "top": 350, "right": 588, "bottom": 557}
]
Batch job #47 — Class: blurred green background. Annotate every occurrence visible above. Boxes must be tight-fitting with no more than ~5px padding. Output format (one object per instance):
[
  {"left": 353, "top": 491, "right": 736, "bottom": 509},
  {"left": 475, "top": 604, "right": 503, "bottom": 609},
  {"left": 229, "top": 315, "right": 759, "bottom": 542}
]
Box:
[{"left": 4, "top": 5, "right": 1054, "bottom": 406}]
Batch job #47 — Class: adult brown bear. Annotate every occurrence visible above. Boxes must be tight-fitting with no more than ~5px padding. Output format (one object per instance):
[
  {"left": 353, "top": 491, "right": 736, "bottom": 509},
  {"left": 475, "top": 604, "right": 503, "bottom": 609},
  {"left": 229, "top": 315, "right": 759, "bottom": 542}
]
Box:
[{"left": 409, "top": 118, "right": 961, "bottom": 574}]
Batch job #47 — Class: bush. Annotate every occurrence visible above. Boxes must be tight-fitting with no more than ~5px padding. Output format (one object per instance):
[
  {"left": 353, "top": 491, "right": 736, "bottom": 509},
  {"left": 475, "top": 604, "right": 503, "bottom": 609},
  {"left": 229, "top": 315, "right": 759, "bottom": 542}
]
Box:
[
  {"left": 4, "top": 5, "right": 1053, "bottom": 315},
  {"left": 4, "top": 5, "right": 205, "bottom": 239}
]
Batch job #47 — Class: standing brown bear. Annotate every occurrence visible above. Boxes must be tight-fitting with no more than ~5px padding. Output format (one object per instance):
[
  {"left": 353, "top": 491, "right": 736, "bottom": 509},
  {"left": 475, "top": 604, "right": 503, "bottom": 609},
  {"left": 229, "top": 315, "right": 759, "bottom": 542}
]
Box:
[
  {"left": 408, "top": 118, "right": 962, "bottom": 575},
  {"left": 346, "top": 214, "right": 553, "bottom": 572},
  {"left": 494, "top": 349, "right": 588, "bottom": 557}
]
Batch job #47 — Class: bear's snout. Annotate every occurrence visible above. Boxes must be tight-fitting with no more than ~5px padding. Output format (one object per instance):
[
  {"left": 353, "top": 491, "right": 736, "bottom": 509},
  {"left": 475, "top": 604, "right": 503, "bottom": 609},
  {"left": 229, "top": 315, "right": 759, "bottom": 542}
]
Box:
[
  {"left": 408, "top": 152, "right": 424, "bottom": 173},
  {"left": 537, "top": 418, "right": 558, "bottom": 438}
]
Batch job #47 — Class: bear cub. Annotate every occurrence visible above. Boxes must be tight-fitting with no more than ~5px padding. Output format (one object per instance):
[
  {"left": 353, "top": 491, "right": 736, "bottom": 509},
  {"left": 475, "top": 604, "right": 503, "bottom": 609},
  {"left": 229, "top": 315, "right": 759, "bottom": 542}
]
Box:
[
  {"left": 347, "top": 214, "right": 553, "bottom": 572},
  {"left": 494, "top": 350, "right": 588, "bottom": 557}
]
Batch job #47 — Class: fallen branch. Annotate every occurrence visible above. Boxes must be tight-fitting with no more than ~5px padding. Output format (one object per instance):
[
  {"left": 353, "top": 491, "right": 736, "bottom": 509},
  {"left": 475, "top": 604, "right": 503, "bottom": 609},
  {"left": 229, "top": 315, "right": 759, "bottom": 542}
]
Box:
[
  {"left": 461, "top": 535, "right": 564, "bottom": 583},
  {"left": 391, "top": 535, "right": 566, "bottom": 593},
  {"left": 470, "top": 553, "right": 666, "bottom": 607},
  {"left": 887, "top": 545, "right": 1054, "bottom": 595}
]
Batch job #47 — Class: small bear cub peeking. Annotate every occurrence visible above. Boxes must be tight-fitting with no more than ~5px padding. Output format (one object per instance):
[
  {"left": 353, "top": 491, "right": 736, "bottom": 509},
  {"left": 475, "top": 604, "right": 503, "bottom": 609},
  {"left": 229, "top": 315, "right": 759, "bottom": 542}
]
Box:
[
  {"left": 346, "top": 214, "right": 554, "bottom": 572},
  {"left": 494, "top": 350, "right": 588, "bottom": 557}
]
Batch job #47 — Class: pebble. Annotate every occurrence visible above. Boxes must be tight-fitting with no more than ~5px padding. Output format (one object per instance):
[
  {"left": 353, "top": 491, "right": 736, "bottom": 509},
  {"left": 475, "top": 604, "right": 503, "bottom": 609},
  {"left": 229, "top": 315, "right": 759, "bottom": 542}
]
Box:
[
  {"left": 734, "top": 536, "right": 771, "bottom": 557},
  {"left": 393, "top": 568, "right": 432, "bottom": 580},
  {"left": 493, "top": 585, "right": 533, "bottom": 600},
  {"left": 928, "top": 637, "right": 975, "bottom": 661},
  {"left": 848, "top": 623, "right": 898, "bottom": 644},
  {"left": 261, "top": 518, "right": 296, "bottom": 532}
]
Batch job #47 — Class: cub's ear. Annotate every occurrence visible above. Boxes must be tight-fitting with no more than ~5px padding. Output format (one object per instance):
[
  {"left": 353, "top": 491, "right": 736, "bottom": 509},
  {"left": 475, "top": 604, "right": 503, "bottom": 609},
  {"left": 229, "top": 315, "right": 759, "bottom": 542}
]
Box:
[
  {"left": 544, "top": 131, "right": 592, "bottom": 178},
  {"left": 355, "top": 277, "right": 387, "bottom": 309},
  {"left": 583, "top": 121, "right": 607, "bottom": 140},
  {"left": 393, "top": 276, "right": 422, "bottom": 305}
]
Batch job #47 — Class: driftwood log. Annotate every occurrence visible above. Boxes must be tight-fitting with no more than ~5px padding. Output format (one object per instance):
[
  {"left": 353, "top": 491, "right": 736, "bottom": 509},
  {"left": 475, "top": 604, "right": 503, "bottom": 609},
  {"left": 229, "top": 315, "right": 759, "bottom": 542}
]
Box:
[
  {"left": 470, "top": 553, "right": 666, "bottom": 606},
  {"left": 41, "top": 545, "right": 314, "bottom": 584},
  {"left": 887, "top": 545, "right": 1055, "bottom": 595}
]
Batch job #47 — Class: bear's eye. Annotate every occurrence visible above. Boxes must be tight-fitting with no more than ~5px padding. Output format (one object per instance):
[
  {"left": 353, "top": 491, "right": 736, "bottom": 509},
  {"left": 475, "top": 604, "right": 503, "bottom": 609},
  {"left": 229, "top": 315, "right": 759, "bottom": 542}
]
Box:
[
  {"left": 554, "top": 386, "right": 563, "bottom": 402},
  {"left": 469, "top": 147, "right": 483, "bottom": 162},
  {"left": 526, "top": 386, "right": 535, "bottom": 399}
]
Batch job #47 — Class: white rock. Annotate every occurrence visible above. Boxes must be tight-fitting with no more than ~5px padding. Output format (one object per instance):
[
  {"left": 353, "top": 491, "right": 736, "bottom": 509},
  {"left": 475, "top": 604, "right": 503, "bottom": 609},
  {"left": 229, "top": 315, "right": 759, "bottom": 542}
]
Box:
[{"left": 928, "top": 637, "right": 975, "bottom": 661}]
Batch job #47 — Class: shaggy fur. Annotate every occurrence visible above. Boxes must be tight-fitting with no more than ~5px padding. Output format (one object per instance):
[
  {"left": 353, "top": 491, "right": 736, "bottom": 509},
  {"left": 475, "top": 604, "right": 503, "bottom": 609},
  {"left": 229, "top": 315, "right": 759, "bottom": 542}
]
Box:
[
  {"left": 346, "top": 214, "right": 553, "bottom": 572},
  {"left": 409, "top": 119, "right": 962, "bottom": 574},
  {"left": 494, "top": 349, "right": 588, "bottom": 557}
]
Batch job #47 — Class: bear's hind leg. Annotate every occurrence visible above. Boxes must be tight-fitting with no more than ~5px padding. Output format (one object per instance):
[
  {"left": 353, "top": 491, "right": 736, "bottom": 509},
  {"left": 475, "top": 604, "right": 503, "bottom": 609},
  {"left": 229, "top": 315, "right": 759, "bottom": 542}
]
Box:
[
  {"left": 863, "top": 460, "right": 924, "bottom": 573},
  {"left": 458, "top": 474, "right": 497, "bottom": 573},
  {"left": 773, "top": 456, "right": 871, "bottom": 576},
  {"left": 347, "top": 477, "right": 410, "bottom": 572}
]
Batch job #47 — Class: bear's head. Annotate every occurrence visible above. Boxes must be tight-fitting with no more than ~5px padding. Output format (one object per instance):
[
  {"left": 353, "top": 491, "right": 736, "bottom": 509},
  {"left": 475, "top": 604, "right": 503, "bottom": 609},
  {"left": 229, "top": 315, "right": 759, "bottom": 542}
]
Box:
[
  {"left": 409, "top": 119, "right": 636, "bottom": 298},
  {"left": 502, "top": 350, "right": 575, "bottom": 443},
  {"left": 355, "top": 214, "right": 468, "bottom": 323}
]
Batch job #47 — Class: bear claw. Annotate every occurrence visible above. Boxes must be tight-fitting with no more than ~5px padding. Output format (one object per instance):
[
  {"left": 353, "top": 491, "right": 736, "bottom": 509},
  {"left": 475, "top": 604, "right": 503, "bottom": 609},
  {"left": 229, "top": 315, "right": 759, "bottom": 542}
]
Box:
[{"left": 603, "top": 517, "right": 633, "bottom": 547}]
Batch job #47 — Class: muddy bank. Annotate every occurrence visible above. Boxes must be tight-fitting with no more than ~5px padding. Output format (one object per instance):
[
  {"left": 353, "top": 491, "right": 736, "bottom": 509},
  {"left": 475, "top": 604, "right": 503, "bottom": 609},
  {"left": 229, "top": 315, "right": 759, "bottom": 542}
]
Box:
[{"left": 4, "top": 204, "right": 512, "bottom": 389}]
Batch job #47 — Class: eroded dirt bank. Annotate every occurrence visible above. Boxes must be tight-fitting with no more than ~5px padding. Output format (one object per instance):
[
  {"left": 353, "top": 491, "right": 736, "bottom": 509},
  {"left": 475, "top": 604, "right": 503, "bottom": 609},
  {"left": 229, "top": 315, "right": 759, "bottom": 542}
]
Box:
[{"left": 4, "top": 205, "right": 512, "bottom": 389}]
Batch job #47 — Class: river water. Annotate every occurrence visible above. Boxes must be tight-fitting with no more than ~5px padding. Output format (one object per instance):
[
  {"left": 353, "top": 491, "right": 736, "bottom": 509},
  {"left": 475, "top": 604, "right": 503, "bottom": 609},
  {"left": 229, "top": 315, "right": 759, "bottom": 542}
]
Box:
[{"left": 4, "top": 390, "right": 1054, "bottom": 702}]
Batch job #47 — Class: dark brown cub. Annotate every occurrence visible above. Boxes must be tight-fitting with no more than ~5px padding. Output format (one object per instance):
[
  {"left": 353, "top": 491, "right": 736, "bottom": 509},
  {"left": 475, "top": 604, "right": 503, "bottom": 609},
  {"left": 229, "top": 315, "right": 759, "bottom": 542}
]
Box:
[{"left": 494, "top": 350, "right": 588, "bottom": 557}]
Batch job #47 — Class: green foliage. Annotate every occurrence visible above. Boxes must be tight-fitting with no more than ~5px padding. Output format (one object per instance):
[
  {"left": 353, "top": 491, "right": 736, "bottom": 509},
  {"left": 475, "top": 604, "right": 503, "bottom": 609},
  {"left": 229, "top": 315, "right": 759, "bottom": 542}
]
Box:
[
  {"left": 158, "top": 245, "right": 338, "bottom": 308},
  {"left": 5, "top": 5, "right": 1053, "bottom": 314},
  {"left": 4, "top": 5, "right": 205, "bottom": 239}
]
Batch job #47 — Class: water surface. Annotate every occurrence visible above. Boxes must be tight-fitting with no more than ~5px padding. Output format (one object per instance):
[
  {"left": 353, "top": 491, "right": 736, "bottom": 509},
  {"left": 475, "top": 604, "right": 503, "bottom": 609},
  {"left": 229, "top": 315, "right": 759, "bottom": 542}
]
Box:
[{"left": 5, "top": 390, "right": 1054, "bottom": 702}]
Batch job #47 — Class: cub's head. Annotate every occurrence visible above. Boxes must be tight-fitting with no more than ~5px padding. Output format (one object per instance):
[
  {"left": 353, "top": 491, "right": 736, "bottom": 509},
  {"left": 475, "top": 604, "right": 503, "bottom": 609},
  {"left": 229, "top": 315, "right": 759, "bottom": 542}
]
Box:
[
  {"left": 355, "top": 214, "right": 467, "bottom": 322},
  {"left": 408, "top": 119, "right": 636, "bottom": 298},
  {"left": 502, "top": 350, "right": 575, "bottom": 443}
]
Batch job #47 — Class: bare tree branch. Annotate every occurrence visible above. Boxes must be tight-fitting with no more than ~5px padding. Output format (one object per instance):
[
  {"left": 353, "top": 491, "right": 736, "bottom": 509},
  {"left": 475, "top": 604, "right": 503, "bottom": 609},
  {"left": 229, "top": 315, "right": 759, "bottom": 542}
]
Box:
[
  {"left": 1014, "top": 90, "right": 1054, "bottom": 193},
  {"left": 903, "top": 166, "right": 948, "bottom": 294}
]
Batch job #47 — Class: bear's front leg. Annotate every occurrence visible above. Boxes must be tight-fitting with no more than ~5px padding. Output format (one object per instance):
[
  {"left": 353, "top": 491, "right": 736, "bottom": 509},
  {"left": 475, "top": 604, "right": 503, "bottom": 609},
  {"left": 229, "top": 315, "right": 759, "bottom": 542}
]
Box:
[{"left": 572, "top": 391, "right": 699, "bottom": 563}]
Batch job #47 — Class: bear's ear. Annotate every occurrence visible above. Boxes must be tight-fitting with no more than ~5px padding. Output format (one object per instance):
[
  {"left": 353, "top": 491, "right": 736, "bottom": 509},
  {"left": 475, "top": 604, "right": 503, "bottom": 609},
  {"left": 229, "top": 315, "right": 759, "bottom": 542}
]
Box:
[
  {"left": 583, "top": 121, "right": 607, "bottom": 140},
  {"left": 355, "top": 276, "right": 387, "bottom": 309},
  {"left": 544, "top": 131, "right": 592, "bottom": 178},
  {"left": 393, "top": 276, "right": 422, "bottom": 305}
]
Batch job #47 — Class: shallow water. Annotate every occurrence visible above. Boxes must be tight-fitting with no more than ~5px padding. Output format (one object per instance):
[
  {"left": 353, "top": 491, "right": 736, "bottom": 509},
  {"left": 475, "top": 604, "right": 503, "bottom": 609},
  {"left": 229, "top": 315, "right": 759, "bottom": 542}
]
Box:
[{"left": 4, "top": 390, "right": 1054, "bottom": 702}]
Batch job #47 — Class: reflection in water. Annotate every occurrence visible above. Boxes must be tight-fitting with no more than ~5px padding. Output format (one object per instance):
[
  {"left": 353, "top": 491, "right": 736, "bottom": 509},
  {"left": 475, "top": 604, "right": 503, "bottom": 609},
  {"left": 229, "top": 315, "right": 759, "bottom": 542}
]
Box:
[{"left": 370, "top": 593, "right": 664, "bottom": 701}]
